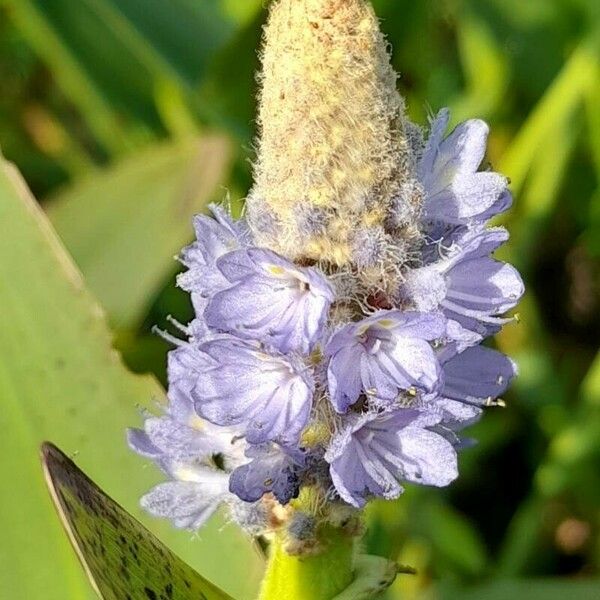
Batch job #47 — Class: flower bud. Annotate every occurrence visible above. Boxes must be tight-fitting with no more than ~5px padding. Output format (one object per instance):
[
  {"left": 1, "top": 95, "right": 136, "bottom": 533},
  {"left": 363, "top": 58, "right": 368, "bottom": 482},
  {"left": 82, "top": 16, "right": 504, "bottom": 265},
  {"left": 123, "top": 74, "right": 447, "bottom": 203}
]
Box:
[{"left": 247, "top": 0, "right": 421, "bottom": 270}]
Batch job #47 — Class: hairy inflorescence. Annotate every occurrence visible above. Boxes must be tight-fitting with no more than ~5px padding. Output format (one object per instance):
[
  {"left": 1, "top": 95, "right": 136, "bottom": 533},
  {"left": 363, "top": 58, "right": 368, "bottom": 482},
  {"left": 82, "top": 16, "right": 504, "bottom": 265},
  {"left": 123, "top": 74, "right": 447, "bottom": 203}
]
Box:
[
  {"left": 128, "top": 0, "right": 523, "bottom": 553},
  {"left": 246, "top": 0, "right": 422, "bottom": 292}
]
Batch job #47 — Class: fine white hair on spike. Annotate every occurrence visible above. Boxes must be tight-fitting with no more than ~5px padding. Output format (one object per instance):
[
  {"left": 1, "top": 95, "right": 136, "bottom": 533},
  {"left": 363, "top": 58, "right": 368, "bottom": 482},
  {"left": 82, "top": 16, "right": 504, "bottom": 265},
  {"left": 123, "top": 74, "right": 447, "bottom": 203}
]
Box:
[
  {"left": 247, "top": 0, "right": 423, "bottom": 274},
  {"left": 226, "top": 498, "right": 270, "bottom": 536}
]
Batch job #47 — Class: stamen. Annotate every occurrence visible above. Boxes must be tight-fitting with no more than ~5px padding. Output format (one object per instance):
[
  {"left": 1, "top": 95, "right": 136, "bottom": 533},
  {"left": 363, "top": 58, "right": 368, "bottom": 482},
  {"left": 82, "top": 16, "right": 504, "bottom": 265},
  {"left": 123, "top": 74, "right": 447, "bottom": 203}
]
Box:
[
  {"left": 151, "top": 325, "right": 186, "bottom": 347},
  {"left": 441, "top": 299, "right": 514, "bottom": 325},
  {"left": 166, "top": 314, "right": 190, "bottom": 335}
]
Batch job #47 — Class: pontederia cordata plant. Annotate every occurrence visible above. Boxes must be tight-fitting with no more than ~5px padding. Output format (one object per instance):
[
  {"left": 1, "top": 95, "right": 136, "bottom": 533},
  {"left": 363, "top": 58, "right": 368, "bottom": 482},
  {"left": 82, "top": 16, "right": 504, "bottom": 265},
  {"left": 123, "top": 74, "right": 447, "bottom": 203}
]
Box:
[{"left": 128, "top": 1, "right": 524, "bottom": 597}]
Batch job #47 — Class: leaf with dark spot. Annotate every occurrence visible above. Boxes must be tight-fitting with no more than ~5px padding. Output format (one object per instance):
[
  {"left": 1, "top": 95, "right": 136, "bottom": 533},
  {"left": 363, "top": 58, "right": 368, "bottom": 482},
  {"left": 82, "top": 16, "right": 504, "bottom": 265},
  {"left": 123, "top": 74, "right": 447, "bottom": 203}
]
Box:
[{"left": 42, "top": 442, "right": 232, "bottom": 600}]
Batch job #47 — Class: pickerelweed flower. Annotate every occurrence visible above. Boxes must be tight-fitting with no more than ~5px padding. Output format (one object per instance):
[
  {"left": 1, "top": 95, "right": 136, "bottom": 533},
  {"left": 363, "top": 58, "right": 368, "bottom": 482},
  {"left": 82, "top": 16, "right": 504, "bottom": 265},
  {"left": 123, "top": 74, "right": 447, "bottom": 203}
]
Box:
[{"left": 129, "top": 0, "right": 523, "bottom": 562}]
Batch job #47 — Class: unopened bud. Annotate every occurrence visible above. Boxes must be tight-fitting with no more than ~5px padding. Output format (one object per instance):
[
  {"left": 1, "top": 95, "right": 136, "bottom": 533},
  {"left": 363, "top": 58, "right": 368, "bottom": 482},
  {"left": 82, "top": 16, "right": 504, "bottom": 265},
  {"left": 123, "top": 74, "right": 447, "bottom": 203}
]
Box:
[{"left": 247, "top": 0, "right": 421, "bottom": 270}]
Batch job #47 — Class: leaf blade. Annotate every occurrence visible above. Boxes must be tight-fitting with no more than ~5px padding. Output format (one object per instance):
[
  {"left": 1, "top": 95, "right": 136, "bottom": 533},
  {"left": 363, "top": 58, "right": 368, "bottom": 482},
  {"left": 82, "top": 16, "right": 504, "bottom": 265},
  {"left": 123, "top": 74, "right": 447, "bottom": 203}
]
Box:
[
  {"left": 47, "top": 135, "right": 233, "bottom": 328},
  {"left": 42, "top": 442, "right": 233, "bottom": 600},
  {"left": 0, "top": 153, "right": 262, "bottom": 599}
]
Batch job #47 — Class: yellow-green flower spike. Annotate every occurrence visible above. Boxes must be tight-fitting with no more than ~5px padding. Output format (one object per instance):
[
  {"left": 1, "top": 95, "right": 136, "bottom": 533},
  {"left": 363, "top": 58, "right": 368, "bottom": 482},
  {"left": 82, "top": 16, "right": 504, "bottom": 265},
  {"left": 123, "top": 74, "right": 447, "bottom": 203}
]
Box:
[{"left": 247, "top": 0, "right": 422, "bottom": 277}]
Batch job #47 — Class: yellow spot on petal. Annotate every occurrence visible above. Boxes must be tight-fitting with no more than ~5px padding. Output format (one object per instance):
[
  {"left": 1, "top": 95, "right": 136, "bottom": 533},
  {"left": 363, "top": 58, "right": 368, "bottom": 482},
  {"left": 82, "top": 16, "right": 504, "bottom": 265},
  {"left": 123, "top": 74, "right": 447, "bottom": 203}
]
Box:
[
  {"left": 268, "top": 265, "right": 286, "bottom": 276},
  {"left": 356, "top": 323, "right": 370, "bottom": 336},
  {"left": 173, "top": 466, "right": 200, "bottom": 482},
  {"left": 377, "top": 319, "right": 395, "bottom": 328},
  {"left": 188, "top": 414, "right": 206, "bottom": 431}
]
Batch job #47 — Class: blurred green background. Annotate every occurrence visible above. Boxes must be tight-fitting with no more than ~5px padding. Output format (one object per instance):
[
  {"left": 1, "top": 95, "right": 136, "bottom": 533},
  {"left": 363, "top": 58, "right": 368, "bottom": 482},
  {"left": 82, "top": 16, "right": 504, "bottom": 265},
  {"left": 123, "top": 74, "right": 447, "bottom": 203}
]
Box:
[{"left": 0, "top": 0, "right": 599, "bottom": 598}]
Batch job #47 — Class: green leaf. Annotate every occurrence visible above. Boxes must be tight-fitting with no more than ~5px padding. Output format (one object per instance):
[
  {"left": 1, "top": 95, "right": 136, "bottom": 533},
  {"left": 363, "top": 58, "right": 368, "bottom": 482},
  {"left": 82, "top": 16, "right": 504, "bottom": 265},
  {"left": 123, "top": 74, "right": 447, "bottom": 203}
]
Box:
[
  {"left": 221, "top": 0, "right": 264, "bottom": 27},
  {"left": 0, "top": 0, "right": 128, "bottom": 154},
  {"left": 507, "top": 107, "right": 579, "bottom": 271},
  {"left": 0, "top": 153, "right": 262, "bottom": 599},
  {"left": 47, "top": 135, "right": 233, "bottom": 328},
  {"left": 441, "top": 578, "right": 600, "bottom": 600},
  {"left": 496, "top": 497, "right": 545, "bottom": 577},
  {"left": 581, "top": 351, "right": 600, "bottom": 407},
  {"left": 451, "top": 13, "right": 509, "bottom": 121},
  {"left": 195, "top": 7, "right": 264, "bottom": 140},
  {"left": 416, "top": 500, "right": 488, "bottom": 577},
  {"left": 2, "top": 0, "right": 264, "bottom": 144},
  {"left": 499, "top": 35, "right": 598, "bottom": 194},
  {"left": 42, "top": 442, "right": 232, "bottom": 600},
  {"left": 584, "top": 75, "right": 600, "bottom": 178}
]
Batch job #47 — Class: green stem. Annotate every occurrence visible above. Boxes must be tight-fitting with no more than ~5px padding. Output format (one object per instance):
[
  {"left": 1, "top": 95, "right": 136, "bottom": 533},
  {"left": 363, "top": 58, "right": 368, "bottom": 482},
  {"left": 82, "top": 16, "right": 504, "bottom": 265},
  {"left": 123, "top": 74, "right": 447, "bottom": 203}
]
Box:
[{"left": 258, "top": 528, "right": 355, "bottom": 600}]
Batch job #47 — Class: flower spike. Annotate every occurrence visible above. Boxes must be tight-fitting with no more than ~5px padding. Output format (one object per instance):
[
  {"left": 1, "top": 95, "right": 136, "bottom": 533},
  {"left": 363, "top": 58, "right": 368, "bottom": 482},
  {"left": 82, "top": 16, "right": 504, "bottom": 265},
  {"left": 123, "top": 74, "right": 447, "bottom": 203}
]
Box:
[{"left": 129, "top": 2, "right": 523, "bottom": 567}]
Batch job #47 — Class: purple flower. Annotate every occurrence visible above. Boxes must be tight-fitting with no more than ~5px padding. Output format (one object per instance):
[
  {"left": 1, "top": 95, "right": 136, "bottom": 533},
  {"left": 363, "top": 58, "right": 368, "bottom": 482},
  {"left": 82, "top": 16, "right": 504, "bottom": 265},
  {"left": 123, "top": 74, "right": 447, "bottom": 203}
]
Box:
[
  {"left": 437, "top": 344, "right": 516, "bottom": 428},
  {"left": 418, "top": 109, "right": 511, "bottom": 226},
  {"left": 229, "top": 444, "right": 306, "bottom": 504},
  {"left": 325, "top": 311, "right": 446, "bottom": 413},
  {"left": 173, "top": 336, "right": 314, "bottom": 445},
  {"left": 127, "top": 393, "right": 246, "bottom": 530},
  {"left": 205, "top": 248, "right": 334, "bottom": 353},
  {"left": 401, "top": 227, "right": 524, "bottom": 339},
  {"left": 127, "top": 415, "right": 229, "bottom": 464},
  {"left": 128, "top": 16, "right": 526, "bottom": 532},
  {"left": 442, "top": 344, "right": 517, "bottom": 406},
  {"left": 128, "top": 371, "right": 246, "bottom": 471},
  {"left": 326, "top": 409, "right": 458, "bottom": 507},
  {"left": 177, "top": 204, "right": 249, "bottom": 305},
  {"left": 139, "top": 470, "right": 230, "bottom": 530}
]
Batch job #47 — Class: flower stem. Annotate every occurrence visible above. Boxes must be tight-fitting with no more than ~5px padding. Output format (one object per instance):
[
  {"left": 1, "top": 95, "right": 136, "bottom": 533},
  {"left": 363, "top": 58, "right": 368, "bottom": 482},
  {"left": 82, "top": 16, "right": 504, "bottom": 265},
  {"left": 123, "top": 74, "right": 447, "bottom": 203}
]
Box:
[{"left": 258, "top": 528, "right": 355, "bottom": 600}]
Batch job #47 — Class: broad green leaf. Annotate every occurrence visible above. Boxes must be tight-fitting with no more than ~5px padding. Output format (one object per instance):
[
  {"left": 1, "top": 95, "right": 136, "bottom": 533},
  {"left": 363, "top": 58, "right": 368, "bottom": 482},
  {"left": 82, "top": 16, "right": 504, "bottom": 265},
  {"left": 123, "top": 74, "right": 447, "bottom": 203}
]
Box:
[
  {"left": 47, "top": 135, "right": 233, "bottom": 328},
  {"left": 42, "top": 442, "right": 232, "bottom": 600},
  {"left": 0, "top": 154, "right": 262, "bottom": 599}
]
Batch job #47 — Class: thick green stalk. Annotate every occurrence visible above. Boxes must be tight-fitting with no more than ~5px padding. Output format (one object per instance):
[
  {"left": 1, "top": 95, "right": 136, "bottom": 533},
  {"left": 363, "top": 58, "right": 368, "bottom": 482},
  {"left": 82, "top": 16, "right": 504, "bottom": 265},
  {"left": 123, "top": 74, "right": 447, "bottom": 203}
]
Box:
[{"left": 258, "top": 528, "right": 355, "bottom": 600}]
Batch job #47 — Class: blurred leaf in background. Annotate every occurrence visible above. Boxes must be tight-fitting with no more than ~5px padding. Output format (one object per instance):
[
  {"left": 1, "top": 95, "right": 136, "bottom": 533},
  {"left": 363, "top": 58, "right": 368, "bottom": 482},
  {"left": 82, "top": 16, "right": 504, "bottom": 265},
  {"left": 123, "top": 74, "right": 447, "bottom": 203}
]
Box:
[
  {"left": 0, "top": 0, "right": 264, "bottom": 153},
  {"left": 0, "top": 154, "right": 262, "bottom": 599},
  {"left": 46, "top": 134, "right": 233, "bottom": 329}
]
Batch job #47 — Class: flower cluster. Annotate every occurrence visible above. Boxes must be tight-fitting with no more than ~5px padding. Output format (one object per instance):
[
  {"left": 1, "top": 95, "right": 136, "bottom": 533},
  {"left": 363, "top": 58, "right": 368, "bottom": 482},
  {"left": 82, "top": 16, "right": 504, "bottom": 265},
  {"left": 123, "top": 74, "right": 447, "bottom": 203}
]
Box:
[{"left": 129, "top": 109, "right": 523, "bottom": 538}]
